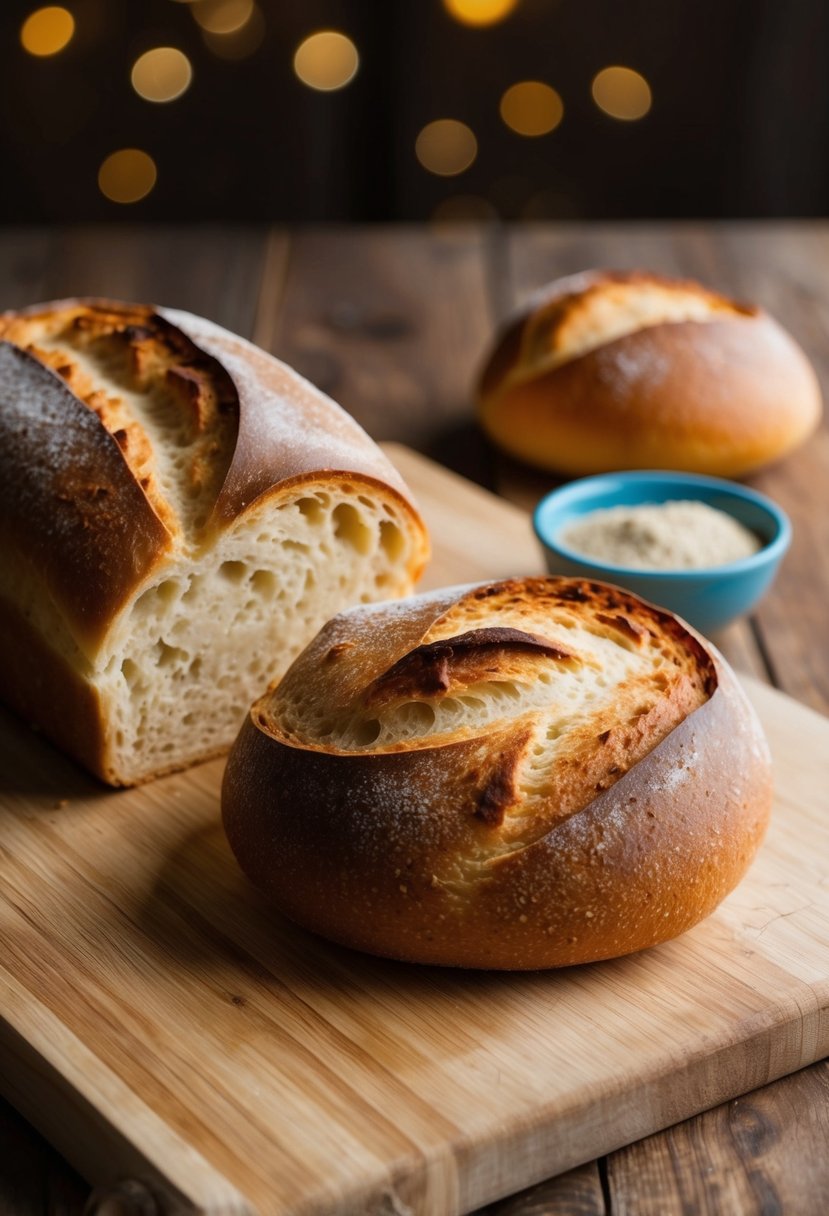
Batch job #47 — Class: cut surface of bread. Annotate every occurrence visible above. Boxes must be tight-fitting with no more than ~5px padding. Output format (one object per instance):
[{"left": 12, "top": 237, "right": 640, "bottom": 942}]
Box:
[
  {"left": 223, "top": 577, "right": 772, "bottom": 969},
  {"left": 0, "top": 300, "right": 429, "bottom": 784},
  {"left": 97, "top": 481, "right": 424, "bottom": 783}
]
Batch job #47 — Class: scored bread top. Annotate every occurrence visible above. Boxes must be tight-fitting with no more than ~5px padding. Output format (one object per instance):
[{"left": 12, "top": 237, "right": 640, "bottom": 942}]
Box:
[
  {"left": 476, "top": 269, "right": 822, "bottom": 478},
  {"left": 0, "top": 299, "right": 428, "bottom": 652},
  {"left": 479, "top": 269, "right": 753, "bottom": 401},
  {"left": 226, "top": 575, "right": 772, "bottom": 967},
  {"left": 256, "top": 577, "right": 717, "bottom": 849}
]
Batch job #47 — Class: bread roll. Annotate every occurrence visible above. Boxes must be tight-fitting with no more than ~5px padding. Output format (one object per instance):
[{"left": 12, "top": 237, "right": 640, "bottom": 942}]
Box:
[
  {"left": 0, "top": 299, "right": 429, "bottom": 785},
  {"left": 222, "top": 576, "right": 772, "bottom": 970},
  {"left": 477, "top": 270, "right": 821, "bottom": 477}
]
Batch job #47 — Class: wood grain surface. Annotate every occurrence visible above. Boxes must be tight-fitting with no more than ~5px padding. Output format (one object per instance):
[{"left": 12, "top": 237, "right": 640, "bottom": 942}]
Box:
[
  {"left": 2, "top": 223, "right": 829, "bottom": 1214},
  {"left": 1, "top": 442, "right": 829, "bottom": 1216}
]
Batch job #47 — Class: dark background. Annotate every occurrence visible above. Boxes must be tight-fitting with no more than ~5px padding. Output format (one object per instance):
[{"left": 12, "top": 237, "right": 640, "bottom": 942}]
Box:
[{"left": 3, "top": 0, "right": 829, "bottom": 222}]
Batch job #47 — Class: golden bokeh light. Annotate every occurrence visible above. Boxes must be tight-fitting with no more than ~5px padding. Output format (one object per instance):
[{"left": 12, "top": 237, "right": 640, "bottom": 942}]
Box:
[
  {"left": 416, "top": 120, "right": 477, "bottom": 177},
  {"left": 500, "top": 81, "right": 563, "bottom": 137},
  {"left": 293, "top": 31, "right": 359, "bottom": 92},
  {"left": 20, "top": 6, "right": 75, "bottom": 57},
  {"left": 202, "top": 2, "right": 264, "bottom": 59},
  {"left": 98, "top": 149, "right": 157, "bottom": 205},
  {"left": 443, "top": 0, "right": 518, "bottom": 27},
  {"left": 131, "top": 48, "right": 193, "bottom": 103},
  {"left": 191, "top": 0, "right": 253, "bottom": 35},
  {"left": 591, "top": 66, "right": 652, "bottom": 121}
]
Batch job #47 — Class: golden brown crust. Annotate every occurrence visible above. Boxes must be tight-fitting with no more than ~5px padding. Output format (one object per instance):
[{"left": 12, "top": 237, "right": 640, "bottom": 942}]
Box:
[
  {"left": 0, "top": 340, "right": 170, "bottom": 651},
  {"left": 0, "top": 299, "right": 239, "bottom": 535},
  {"left": 160, "top": 308, "right": 422, "bottom": 526},
  {"left": 477, "top": 270, "right": 822, "bottom": 477},
  {"left": 222, "top": 577, "right": 772, "bottom": 969}
]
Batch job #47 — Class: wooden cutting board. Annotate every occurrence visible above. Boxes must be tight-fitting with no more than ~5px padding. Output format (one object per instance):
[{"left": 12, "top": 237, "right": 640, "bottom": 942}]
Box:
[{"left": 2, "top": 444, "right": 828, "bottom": 1216}]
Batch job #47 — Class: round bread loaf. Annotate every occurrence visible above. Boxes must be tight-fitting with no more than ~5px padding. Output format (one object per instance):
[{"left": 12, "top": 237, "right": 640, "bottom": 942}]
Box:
[
  {"left": 222, "top": 576, "right": 773, "bottom": 969},
  {"left": 477, "top": 270, "right": 821, "bottom": 477}
]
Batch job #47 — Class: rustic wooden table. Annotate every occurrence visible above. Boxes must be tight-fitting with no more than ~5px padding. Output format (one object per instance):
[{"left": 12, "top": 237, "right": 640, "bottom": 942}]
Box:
[{"left": 1, "top": 223, "right": 828, "bottom": 1215}]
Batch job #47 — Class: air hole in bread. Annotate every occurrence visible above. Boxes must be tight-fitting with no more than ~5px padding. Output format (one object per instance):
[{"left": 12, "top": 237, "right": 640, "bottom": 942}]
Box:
[
  {"left": 296, "top": 496, "right": 326, "bottom": 525},
  {"left": 250, "top": 570, "right": 276, "bottom": 597},
  {"left": 219, "top": 561, "right": 247, "bottom": 583},
  {"left": 156, "top": 640, "right": 189, "bottom": 669},
  {"left": 121, "top": 657, "right": 139, "bottom": 686},
  {"left": 353, "top": 719, "right": 381, "bottom": 746},
  {"left": 380, "top": 519, "right": 405, "bottom": 562},
  {"left": 333, "top": 503, "right": 373, "bottom": 555},
  {"left": 396, "top": 702, "right": 436, "bottom": 732}
]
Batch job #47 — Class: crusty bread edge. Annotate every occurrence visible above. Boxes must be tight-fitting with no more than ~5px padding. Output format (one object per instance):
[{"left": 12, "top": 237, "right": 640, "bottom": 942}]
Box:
[
  {"left": 222, "top": 641, "right": 773, "bottom": 971},
  {"left": 1, "top": 299, "right": 430, "bottom": 650},
  {"left": 477, "top": 302, "right": 821, "bottom": 477},
  {"left": 0, "top": 299, "right": 431, "bottom": 782}
]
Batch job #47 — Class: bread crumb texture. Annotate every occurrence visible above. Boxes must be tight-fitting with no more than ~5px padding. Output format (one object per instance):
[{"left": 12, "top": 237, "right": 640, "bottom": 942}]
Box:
[
  {"left": 267, "top": 577, "right": 716, "bottom": 838},
  {"left": 0, "top": 301, "right": 428, "bottom": 784}
]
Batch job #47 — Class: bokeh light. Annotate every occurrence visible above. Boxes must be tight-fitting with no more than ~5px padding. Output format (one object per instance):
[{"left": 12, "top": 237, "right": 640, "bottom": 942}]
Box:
[
  {"left": 591, "top": 66, "right": 652, "bottom": 121},
  {"left": 443, "top": 0, "right": 519, "bottom": 27},
  {"left": 202, "top": 3, "right": 265, "bottom": 59},
  {"left": 500, "top": 82, "right": 563, "bottom": 137},
  {"left": 293, "top": 31, "right": 359, "bottom": 91},
  {"left": 20, "top": 6, "right": 75, "bottom": 57},
  {"left": 131, "top": 48, "right": 193, "bottom": 103},
  {"left": 98, "top": 150, "right": 158, "bottom": 205},
  {"left": 416, "top": 120, "right": 477, "bottom": 176},
  {"left": 191, "top": 0, "right": 253, "bottom": 35}
]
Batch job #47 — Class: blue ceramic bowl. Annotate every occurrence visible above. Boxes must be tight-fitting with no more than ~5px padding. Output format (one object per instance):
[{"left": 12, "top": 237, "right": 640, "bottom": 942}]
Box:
[{"left": 533, "top": 471, "right": 791, "bottom": 636}]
